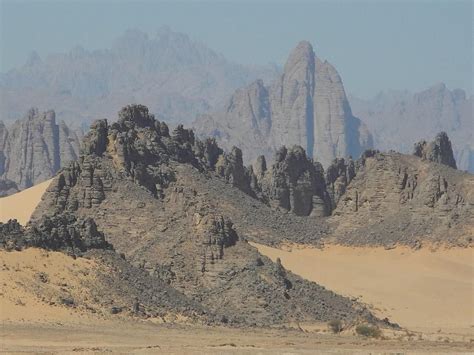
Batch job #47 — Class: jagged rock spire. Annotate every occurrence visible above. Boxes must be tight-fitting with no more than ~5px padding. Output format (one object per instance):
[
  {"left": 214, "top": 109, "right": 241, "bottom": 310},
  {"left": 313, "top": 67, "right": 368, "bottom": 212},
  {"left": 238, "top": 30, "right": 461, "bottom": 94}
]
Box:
[{"left": 413, "top": 132, "right": 457, "bottom": 169}]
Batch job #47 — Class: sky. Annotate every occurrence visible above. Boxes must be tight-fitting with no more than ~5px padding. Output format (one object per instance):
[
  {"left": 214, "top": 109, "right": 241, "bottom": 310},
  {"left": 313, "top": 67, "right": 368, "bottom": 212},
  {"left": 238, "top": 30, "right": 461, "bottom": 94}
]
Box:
[{"left": 0, "top": 0, "right": 472, "bottom": 98}]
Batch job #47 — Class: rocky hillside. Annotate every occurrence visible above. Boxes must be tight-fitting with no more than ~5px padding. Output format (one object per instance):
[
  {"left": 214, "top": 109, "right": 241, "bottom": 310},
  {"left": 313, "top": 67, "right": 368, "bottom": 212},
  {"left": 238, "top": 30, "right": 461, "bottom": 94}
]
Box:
[
  {"left": 0, "top": 28, "right": 278, "bottom": 126},
  {"left": 349, "top": 83, "right": 473, "bottom": 172},
  {"left": 0, "top": 218, "right": 213, "bottom": 323},
  {"left": 194, "top": 41, "right": 373, "bottom": 167},
  {"left": 26, "top": 104, "right": 381, "bottom": 327},
  {"left": 0, "top": 108, "right": 81, "bottom": 195},
  {"left": 328, "top": 151, "right": 473, "bottom": 247},
  {"left": 3, "top": 103, "right": 471, "bottom": 330}
]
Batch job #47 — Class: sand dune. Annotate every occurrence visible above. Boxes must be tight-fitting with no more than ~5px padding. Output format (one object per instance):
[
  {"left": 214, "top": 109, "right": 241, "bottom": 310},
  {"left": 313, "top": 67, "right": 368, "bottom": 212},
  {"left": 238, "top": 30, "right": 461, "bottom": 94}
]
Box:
[
  {"left": 251, "top": 242, "right": 474, "bottom": 338},
  {"left": 0, "top": 248, "right": 99, "bottom": 324},
  {"left": 0, "top": 179, "right": 52, "bottom": 225}
]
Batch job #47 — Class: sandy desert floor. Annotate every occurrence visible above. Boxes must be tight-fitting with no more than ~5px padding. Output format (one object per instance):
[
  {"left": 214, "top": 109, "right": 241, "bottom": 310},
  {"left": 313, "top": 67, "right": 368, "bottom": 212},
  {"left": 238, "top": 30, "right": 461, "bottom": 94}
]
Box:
[
  {"left": 2, "top": 320, "right": 473, "bottom": 354},
  {"left": 252, "top": 242, "right": 474, "bottom": 341}
]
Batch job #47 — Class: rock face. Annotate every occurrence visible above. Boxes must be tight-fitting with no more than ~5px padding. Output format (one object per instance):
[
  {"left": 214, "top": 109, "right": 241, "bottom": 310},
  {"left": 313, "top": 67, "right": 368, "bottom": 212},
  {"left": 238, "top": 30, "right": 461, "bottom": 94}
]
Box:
[
  {"left": 349, "top": 83, "right": 473, "bottom": 172},
  {"left": 252, "top": 146, "right": 331, "bottom": 216},
  {"left": 413, "top": 132, "right": 457, "bottom": 169},
  {"left": 0, "top": 108, "right": 81, "bottom": 193},
  {"left": 0, "top": 178, "right": 19, "bottom": 197},
  {"left": 330, "top": 150, "right": 473, "bottom": 247},
  {"left": 0, "top": 214, "right": 112, "bottom": 253},
  {"left": 194, "top": 41, "right": 373, "bottom": 167}
]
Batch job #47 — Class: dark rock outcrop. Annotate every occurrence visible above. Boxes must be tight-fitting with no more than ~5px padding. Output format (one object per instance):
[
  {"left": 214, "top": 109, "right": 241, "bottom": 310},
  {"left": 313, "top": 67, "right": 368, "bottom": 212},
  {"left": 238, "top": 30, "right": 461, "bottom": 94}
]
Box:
[
  {"left": 326, "top": 157, "right": 356, "bottom": 209},
  {"left": 413, "top": 132, "right": 457, "bottom": 169},
  {"left": 0, "top": 214, "right": 112, "bottom": 253},
  {"left": 255, "top": 146, "right": 331, "bottom": 216}
]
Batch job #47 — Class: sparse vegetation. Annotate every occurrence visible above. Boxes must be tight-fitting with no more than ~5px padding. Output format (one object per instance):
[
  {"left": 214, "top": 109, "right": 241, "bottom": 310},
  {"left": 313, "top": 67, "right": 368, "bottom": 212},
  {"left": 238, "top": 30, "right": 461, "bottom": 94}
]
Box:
[
  {"left": 35, "top": 271, "right": 49, "bottom": 283},
  {"left": 328, "top": 319, "right": 343, "bottom": 333},
  {"left": 355, "top": 324, "right": 381, "bottom": 338},
  {"left": 59, "top": 296, "right": 75, "bottom": 307}
]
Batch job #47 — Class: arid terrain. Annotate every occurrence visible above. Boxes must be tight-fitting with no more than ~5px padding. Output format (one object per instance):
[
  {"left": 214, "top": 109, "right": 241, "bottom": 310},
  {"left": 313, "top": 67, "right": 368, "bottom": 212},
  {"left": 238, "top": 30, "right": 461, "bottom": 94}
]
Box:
[
  {"left": 252, "top": 243, "right": 474, "bottom": 341},
  {"left": 0, "top": 179, "right": 52, "bottom": 225},
  {"left": 1, "top": 2, "right": 472, "bottom": 352},
  {"left": 1, "top": 161, "right": 472, "bottom": 353}
]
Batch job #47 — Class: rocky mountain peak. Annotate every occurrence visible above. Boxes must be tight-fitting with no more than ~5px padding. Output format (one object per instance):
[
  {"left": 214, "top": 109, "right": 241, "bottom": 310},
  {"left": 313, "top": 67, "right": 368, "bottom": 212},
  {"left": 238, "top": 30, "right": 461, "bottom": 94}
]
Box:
[
  {"left": 195, "top": 40, "right": 372, "bottom": 167},
  {"left": 283, "top": 40, "right": 315, "bottom": 76},
  {"left": 117, "top": 104, "right": 156, "bottom": 129},
  {"left": 413, "top": 132, "right": 457, "bottom": 169}
]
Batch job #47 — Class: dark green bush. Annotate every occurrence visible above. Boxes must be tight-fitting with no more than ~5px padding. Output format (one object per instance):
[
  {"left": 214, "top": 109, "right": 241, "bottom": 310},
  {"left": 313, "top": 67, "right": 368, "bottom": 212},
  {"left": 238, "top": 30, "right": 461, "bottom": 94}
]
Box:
[
  {"left": 328, "top": 319, "right": 343, "bottom": 333},
  {"left": 355, "top": 324, "right": 381, "bottom": 338}
]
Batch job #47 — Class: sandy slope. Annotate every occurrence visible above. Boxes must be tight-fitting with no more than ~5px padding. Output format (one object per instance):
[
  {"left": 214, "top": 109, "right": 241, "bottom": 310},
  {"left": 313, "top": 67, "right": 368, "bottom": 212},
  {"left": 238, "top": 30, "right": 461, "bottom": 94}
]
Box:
[
  {"left": 0, "top": 179, "right": 52, "bottom": 225},
  {"left": 1, "top": 248, "right": 472, "bottom": 353},
  {"left": 251, "top": 242, "right": 474, "bottom": 339},
  {"left": 0, "top": 248, "right": 101, "bottom": 324}
]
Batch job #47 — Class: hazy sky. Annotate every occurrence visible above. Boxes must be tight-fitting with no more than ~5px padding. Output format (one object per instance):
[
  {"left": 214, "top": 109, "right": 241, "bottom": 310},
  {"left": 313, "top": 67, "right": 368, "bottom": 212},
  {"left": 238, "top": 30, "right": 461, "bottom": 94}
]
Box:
[{"left": 1, "top": 0, "right": 472, "bottom": 98}]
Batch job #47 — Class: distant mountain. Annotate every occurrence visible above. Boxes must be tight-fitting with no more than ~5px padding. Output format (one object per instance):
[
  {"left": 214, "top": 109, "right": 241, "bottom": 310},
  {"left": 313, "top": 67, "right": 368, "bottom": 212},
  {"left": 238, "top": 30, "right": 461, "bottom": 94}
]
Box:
[
  {"left": 0, "top": 27, "right": 278, "bottom": 126},
  {"left": 194, "top": 41, "right": 372, "bottom": 167},
  {"left": 0, "top": 108, "right": 81, "bottom": 192},
  {"left": 349, "top": 83, "right": 473, "bottom": 172}
]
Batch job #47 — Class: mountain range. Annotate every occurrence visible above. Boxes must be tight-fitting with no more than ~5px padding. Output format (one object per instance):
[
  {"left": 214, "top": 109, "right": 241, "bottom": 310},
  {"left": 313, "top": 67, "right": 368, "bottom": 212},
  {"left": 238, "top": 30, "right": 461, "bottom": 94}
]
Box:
[
  {"left": 349, "top": 83, "right": 473, "bottom": 172},
  {"left": 0, "top": 27, "right": 278, "bottom": 125},
  {"left": 0, "top": 28, "right": 472, "bottom": 196}
]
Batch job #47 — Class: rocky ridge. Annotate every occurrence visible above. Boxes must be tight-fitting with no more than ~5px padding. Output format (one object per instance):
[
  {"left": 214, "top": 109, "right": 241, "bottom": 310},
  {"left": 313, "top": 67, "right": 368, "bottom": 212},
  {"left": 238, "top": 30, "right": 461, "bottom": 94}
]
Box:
[
  {"left": 34, "top": 105, "right": 473, "bottom": 246},
  {"left": 329, "top": 151, "right": 473, "bottom": 247},
  {"left": 194, "top": 41, "right": 373, "bottom": 167},
  {"left": 0, "top": 108, "right": 81, "bottom": 193},
  {"left": 26, "top": 104, "right": 380, "bottom": 327},
  {"left": 349, "top": 83, "right": 473, "bottom": 172},
  {"left": 3, "top": 103, "right": 470, "bottom": 330}
]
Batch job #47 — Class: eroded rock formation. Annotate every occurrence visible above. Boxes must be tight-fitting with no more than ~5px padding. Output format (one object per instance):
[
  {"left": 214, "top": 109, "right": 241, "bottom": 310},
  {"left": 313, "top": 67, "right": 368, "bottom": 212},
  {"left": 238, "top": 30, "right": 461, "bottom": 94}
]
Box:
[
  {"left": 253, "top": 146, "right": 331, "bottom": 216},
  {"left": 413, "top": 132, "right": 457, "bottom": 169},
  {"left": 0, "top": 108, "right": 81, "bottom": 193},
  {"left": 0, "top": 214, "right": 112, "bottom": 253},
  {"left": 195, "top": 41, "right": 373, "bottom": 167}
]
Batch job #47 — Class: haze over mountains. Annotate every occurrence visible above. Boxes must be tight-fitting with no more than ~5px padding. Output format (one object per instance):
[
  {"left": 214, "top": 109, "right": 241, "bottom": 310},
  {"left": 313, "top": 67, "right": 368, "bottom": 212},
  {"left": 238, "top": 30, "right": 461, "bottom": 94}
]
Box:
[
  {"left": 349, "top": 84, "right": 473, "bottom": 172},
  {"left": 0, "top": 28, "right": 472, "bottom": 197},
  {"left": 0, "top": 27, "right": 278, "bottom": 125}
]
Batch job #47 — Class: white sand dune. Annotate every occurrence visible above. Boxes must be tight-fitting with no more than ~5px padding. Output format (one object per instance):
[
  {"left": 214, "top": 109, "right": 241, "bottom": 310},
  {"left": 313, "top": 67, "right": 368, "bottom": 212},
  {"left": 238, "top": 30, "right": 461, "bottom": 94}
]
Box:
[
  {"left": 0, "top": 179, "right": 52, "bottom": 225},
  {"left": 251, "top": 242, "right": 474, "bottom": 337}
]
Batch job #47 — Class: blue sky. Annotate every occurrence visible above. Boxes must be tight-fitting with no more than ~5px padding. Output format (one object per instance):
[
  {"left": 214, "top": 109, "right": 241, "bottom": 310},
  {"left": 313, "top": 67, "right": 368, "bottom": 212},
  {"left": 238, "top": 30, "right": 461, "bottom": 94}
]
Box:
[{"left": 1, "top": 0, "right": 472, "bottom": 98}]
